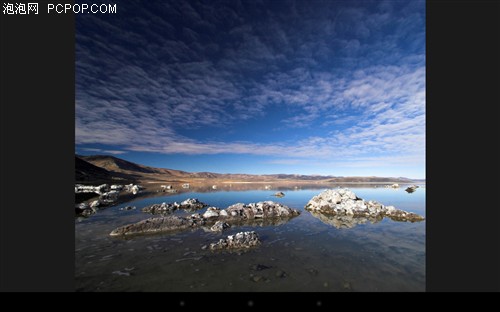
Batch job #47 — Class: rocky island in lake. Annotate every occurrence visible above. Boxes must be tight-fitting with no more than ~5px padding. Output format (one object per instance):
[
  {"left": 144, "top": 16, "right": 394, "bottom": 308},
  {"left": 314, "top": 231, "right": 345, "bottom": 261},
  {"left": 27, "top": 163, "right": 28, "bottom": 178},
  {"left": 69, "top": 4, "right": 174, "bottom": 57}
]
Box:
[
  {"left": 305, "top": 189, "right": 424, "bottom": 228},
  {"left": 110, "top": 201, "right": 300, "bottom": 236}
]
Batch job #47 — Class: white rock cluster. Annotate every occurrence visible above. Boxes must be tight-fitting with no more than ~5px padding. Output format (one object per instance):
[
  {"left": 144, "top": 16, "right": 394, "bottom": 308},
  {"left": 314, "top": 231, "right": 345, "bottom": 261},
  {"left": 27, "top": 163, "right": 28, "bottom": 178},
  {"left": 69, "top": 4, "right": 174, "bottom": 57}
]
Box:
[
  {"left": 305, "top": 189, "right": 424, "bottom": 222},
  {"left": 123, "top": 184, "right": 141, "bottom": 194},
  {"left": 75, "top": 184, "right": 109, "bottom": 195},
  {"left": 210, "top": 220, "right": 231, "bottom": 232},
  {"left": 209, "top": 231, "right": 261, "bottom": 250},
  {"left": 202, "top": 201, "right": 300, "bottom": 220},
  {"left": 142, "top": 198, "right": 208, "bottom": 214},
  {"left": 110, "top": 201, "right": 300, "bottom": 236}
]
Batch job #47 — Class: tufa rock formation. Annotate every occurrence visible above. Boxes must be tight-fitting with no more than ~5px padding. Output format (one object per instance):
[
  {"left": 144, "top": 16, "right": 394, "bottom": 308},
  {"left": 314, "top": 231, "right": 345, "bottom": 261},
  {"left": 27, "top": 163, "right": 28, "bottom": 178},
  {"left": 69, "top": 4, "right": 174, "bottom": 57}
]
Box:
[
  {"left": 305, "top": 189, "right": 424, "bottom": 226},
  {"left": 142, "top": 198, "right": 208, "bottom": 214},
  {"left": 209, "top": 231, "right": 261, "bottom": 250},
  {"left": 110, "top": 201, "right": 300, "bottom": 236}
]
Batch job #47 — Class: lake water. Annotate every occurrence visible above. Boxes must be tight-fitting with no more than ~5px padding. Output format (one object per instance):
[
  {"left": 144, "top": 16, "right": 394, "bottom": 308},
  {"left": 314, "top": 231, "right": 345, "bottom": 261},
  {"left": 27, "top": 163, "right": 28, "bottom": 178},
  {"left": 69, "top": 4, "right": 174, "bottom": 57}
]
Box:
[{"left": 75, "top": 185, "right": 425, "bottom": 292}]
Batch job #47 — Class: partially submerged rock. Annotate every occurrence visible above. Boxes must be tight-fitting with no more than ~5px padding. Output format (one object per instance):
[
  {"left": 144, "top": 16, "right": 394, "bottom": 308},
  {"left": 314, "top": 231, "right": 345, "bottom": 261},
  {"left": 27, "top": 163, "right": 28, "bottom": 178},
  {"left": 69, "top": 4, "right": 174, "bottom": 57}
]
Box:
[
  {"left": 75, "top": 183, "right": 141, "bottom": 217},
  {"left": 200, "top": 201, "right": 300, "bottom": 225},
  {"left": 142, "top": 202, "right": 176, "bottom": 214},
  {"left": 203, "top": 207, "right": 221, "bottom": 219},
  {"left": 120, "top": 206, "right": 136, "bottom": 211},
  {"left": 124, "top": 184, "right": 142, "bottom": 195},
  {"left": 110, "top": 214, "right": 206, "bottom": 236},
  {"left": 210, "top": 221, "right": 230, "bottom": 232},
  {"left": 131, "top": 185, "right": 140, "bottom": 195},
  {"left": 273, "top": 191, "right": 285, "bottom": 197},
  {"left": 75, "top": 191, "right": 121, "bottom": 217},
  {"left": 180, "top": 198, "right": 208, "bottom": 210},
  {"left": 142, "top": 198, "right": 208, "bottom": 214},
  {"left": 209, "top": 231, "right": 261, "bottom": 250},
  {"left": 75, "top": 184, "right": 109, "bottom": 195},
  {"left": 75, "top": 193, "right": 119, "bottom": 217},
  {"left": 160, "top": 185, "right": 177, "bottom": 193},
  {"left": 111, "top": 201, "right": 300, "bottom": 236},
  {"left": 75, "top": 203, "right": 96, "bottom": 217},
  {"left": 223, "top": 201, "right": 300, "bottom": 220},
  {"left": 110, "top": 185, "right": 123, "bottom": 191},
  {"left": 305, "top": 189, "right": 424, "bottom": 224},
  {"left": 75, "top": 183, "right": 142, "bottom": 195},
  {"left": 405, "top": 185, "right": 419, "bottom": 193},
  {"left": 99, "top": 190, "right": 119, "bottom": 204}
]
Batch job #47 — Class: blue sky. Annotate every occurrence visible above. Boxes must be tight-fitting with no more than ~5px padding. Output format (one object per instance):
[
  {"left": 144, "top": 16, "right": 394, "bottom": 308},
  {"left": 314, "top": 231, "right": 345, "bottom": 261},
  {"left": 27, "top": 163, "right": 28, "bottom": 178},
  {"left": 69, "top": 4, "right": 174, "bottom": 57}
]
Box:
[{"left": 75, "top": 0, "right": 425, "bottom": 179}]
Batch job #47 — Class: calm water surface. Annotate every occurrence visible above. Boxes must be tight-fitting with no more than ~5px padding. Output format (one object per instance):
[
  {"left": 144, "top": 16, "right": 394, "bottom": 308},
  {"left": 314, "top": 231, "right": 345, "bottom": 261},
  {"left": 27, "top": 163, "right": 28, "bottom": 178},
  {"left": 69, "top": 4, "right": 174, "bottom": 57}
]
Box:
[{"left": 75, "top": 186, "right": 425, "bottom": 291}]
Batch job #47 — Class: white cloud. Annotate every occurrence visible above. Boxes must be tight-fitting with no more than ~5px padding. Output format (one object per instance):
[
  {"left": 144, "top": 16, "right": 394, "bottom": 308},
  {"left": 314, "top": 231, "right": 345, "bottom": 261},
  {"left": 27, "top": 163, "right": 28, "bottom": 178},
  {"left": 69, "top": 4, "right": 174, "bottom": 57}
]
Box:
[
  {"left": 76, "top": 0, "right": 425, "bottom": 174},
  {"left": 79, "top": 148, "right": 127, "bottom": 155}
]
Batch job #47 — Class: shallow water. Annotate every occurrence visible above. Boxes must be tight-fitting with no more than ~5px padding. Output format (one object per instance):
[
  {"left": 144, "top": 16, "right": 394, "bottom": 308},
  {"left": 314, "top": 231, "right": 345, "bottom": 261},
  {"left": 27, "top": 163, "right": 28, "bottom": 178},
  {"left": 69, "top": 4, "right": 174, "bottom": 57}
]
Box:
[{"left": 75, "top": 186, "right": 425, "bottom": 292}]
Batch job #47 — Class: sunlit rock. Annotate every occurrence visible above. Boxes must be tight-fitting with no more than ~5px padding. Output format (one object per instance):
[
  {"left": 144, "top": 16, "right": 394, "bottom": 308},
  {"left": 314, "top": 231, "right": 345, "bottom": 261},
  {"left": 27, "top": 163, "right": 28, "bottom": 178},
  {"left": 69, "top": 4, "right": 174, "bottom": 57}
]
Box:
[
  {"left": 405, "top": 185, "right": 418, "bottom": 193},
  {"left": 142, "top": 198, "right": 209, "bottom": 214},
  {"left": 110, "top": 185, "right": 123, "bottom": 191},
  {"left": 99, "top": 190, "right": 119, "bottom": 204},
  {"left": 210, "top": 220, "right": 231, "bottom": 232},
  {"left": 75, "top": 184, "right": 109, "bottom": 195},
  {"left": 203, "top": 207, "right": 221, "bottom": 219},
  {"left": 305, "top": 189, "right": 424, "bottom": 226},
  {"left": 273, "top": 191, "right": 285, "bottom": 197},
  {"left": 124, "top": 184, "right": 142, "bottom": 194},
  {"left": 75, "top": 202, "right": 96, "bottom": 217},
  {"left": 111, "top": 201, "right": 300, "bottom": 236}
]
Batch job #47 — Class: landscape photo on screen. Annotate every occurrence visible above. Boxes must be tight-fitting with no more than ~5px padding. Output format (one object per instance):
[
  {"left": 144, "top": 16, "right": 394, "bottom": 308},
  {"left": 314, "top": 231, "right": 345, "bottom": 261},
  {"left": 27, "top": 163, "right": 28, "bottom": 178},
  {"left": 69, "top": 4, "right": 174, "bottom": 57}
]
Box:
[{"left": 75, "top": 0, "right": 425, "bottom": 292}]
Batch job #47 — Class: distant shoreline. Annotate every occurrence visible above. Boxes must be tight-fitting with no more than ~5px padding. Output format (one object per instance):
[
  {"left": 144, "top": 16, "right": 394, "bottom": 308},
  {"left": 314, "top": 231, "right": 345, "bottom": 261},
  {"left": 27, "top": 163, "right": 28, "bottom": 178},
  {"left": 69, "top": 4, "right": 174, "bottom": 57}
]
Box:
[
  {"left": 76, "top": 154, "right": 425, "bottom": 186},
  {"left": 143, "top": 181, "right": 425, "bottom": 185}
]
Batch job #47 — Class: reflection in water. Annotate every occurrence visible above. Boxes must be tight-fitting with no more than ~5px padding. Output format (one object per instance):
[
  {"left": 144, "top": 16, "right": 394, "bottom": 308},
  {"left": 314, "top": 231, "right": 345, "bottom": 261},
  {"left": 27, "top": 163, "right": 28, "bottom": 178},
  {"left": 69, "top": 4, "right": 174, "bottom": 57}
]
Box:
[
  {"left": 309, "top": 211, "right": 384, "bottom": 229},
  {"left": 75, "top": 187, "right": 425, "bottom": 292}
]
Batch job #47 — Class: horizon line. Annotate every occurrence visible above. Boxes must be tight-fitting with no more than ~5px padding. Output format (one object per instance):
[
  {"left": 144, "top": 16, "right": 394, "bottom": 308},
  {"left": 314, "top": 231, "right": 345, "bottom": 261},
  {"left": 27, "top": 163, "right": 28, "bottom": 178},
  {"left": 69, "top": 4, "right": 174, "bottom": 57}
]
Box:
[{"left": 76, "top": 153, "right": 426, "bottom": 180}]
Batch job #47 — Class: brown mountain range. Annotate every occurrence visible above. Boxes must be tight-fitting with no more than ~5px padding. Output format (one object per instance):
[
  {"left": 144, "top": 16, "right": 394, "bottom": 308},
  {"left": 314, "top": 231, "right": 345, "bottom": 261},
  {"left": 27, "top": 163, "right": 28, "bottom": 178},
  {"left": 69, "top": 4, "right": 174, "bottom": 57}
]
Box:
[{"left": 75, "top": 154, "right": 420, "bottom": 185}]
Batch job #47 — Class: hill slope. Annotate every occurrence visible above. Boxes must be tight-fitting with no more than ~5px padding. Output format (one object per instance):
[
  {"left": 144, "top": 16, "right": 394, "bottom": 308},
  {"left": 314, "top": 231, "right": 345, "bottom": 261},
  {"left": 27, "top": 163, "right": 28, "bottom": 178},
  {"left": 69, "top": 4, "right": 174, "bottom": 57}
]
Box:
[
  {"left": 81, "top": 155, "right": 190, "bottom": 177},
  {"left": 75, "top": 156, "right": 116, "bottom": 183}
]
